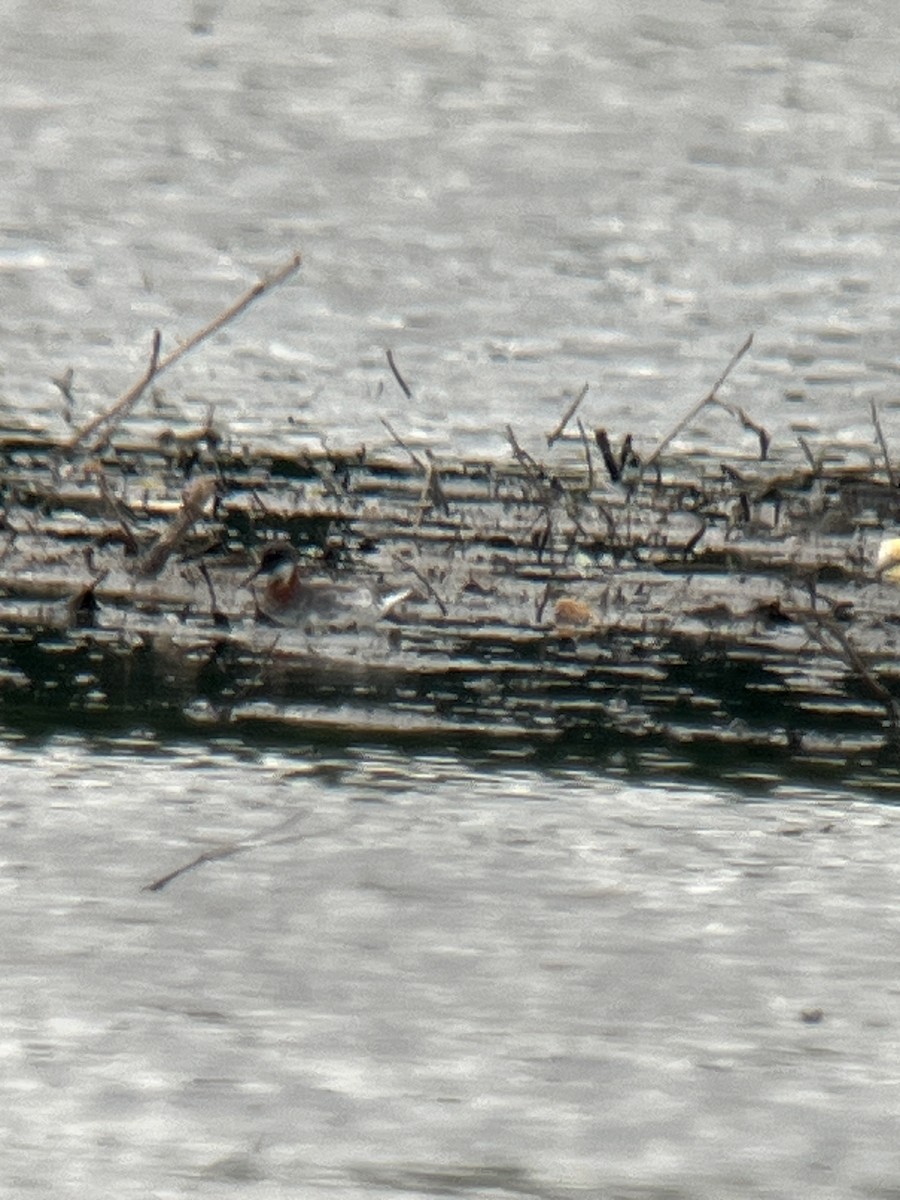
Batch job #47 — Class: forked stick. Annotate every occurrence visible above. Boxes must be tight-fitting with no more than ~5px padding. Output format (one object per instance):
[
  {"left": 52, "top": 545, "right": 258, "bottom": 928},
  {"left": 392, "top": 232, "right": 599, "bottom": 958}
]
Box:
[{"left": 645, "top": 333, "right": 753, "bottom": 468}]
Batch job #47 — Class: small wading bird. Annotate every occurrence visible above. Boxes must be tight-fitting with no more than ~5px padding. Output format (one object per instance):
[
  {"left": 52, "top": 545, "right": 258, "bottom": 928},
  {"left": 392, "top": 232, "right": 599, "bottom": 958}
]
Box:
[
  {"left": 245, "top": 541, "right": 413, "bottom": 627},
  {"left": 876, "top": 537, "right": 900, "bottom": 583}
]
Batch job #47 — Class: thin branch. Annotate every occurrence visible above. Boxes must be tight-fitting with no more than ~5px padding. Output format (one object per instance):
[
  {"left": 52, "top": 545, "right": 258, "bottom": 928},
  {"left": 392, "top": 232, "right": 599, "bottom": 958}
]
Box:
[
  {"left": 797, "top": 436, "right": 817, "bottom": 470},
  {"left": 72, "top": 328, "right": 161, "bottom": 455},
  {"left": 52, "top": 367, "right": 76, "bottom": 424},
  {"left": 94, "top": 470, "right": 140, "bottom": 555},
  {"left": 143, "top": 843, "right": 242, "bottom": 892},
  {"left": 870, "top": 400, "right": 896, "bottom": 488},
  {"left": 133, "top": 476, "right": 217, "bottom": 578},
  {"left": 576, "top": 417, "right": 594, "bottom": 492},
  {"left": 386, "top": 348, "right": 413, "bottom": 399},
  {"left": 547, "top": 383, "right": 588, "bottom": 447},
  {"left": 645, "top": 333, "right": 754, "bottom": 468},
  {"left": 401, "top": 559, "right": 448, "bottom": 616},
  {"left": 619, "top": 432, "right": 637, "bottom": 473},
  {"left": 66, "top": 252, "right": 303, "bottom": 455},
  {"left": 416, "top": 449, "right": 450, "bottom": 520},
  {"left": 716, "top": 399, "right": 770, "bottom": 461},
  {"left": 506, "top": 424, "right": 544, "bottom": 480},
  {"left": 197, "top": 559, "right": 230, "bottom": 628},
  {"left": 380, "top": 417, "right": 426, "bottom": 470},
  {"left": 796, "top": 609, "right": 900, "bottom": 732},
  {"left": 535, "top": 580, "right": 553, "bottom": 624},
  {"left": 595, "top": 428, "right": 620, "bottom": 482}
]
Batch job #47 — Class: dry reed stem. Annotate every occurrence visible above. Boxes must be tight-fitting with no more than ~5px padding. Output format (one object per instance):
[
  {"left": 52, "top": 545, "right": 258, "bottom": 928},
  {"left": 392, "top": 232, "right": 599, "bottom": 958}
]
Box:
[
  {"left": 576, "top": 418, "right": 595, "bottom": 492},
  {"left": 595, "top": 428, "right": 620, "bottom": 482},
  {"left": 645, "top": 333, "right": 754, "bottom": 468},
  {"left": 386, "top": 348, "right": 413, "bottom": 400},
  {"left": 870, "top": 400, "right": 895, "bottom": 488},
  {"left": 66, "top": 252, "right": 303, "bottom": 456},
  {"left": 380, "top": 417, "right": 426, "bottom": 471},
  {"left": 547, "top": 383, "right": 588, "bottom": 447},
  {"left": 396, "top": 556, "right": 449, "bottom": 616},
  {"left": 796, "top": 608, "right": 900, "bottom": 732},
  {"left": 134, "top": 476, "right": 218, "bottom": 578}
]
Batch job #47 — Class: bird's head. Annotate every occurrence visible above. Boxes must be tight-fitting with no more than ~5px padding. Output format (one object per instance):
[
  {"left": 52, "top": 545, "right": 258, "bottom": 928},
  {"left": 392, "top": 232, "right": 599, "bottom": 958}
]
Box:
[{"left": 244, "top": 541, "right": 300, "bottom": 586}]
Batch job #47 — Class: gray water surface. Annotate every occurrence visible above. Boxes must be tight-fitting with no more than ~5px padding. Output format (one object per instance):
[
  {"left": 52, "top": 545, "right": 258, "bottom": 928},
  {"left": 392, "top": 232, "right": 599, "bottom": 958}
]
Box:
[
  {"left": 3, "top": 737, "right": 900, "bottom": 1199},
  {"left": 2, "top": 1, "right": 900, "bottom": 454}
]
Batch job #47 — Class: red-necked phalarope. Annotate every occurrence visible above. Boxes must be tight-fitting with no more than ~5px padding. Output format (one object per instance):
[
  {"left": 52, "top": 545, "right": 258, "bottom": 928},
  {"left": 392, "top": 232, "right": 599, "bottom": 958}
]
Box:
[{"left": 245, "top": 542, "right": 412, "bottom": 627}]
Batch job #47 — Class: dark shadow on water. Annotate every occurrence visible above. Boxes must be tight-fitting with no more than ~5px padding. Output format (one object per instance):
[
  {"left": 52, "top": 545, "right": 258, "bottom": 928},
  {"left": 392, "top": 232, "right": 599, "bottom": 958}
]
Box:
[
  {"left": 350, "top": 1163, "right": 698, "bottom": 1199},
  {"left": 2, "top": 697, "right": 899, "bottom": 803}
]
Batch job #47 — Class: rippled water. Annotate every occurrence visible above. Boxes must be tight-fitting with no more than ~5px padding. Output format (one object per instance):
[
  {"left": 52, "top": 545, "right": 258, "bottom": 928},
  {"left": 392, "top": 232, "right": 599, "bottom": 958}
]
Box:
[
  {"left": 3, "top": 1, "right": 900, "bottom": 1196},
  {"left": 4, "top": 736, "right": 900, "bottom": 1199},
  {"left": 3, "top": 0, "right": 900, "bottom": 455}
]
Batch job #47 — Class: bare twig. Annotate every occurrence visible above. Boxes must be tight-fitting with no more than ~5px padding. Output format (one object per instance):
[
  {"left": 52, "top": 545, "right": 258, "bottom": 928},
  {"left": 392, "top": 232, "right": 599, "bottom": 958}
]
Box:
[
  {"left": 52, "top": 367, "right": 76, "bottom": 424},
  {"left": 418, "top": 449, "right": 450, "bottom": 519},
  {"left": 144, "top": 844, "right": 237, "bottom": 892},
  {"left": 796, "top": 609, "right": 900, "bottom": 731},
  {"left": 506, "top": 425, "right": 544, "bottom": 480},
  {"left": 380, "top": 417, "right": 426, "bottom": 470},
  {"left": 576, "top": 418, "right": 594, "bottom": 492},
  {"left": 619, "top": 433, "right": 637, "bottom": 473},
  {"left": 594, "top": 499, "right": 618, "bottom": 541},
  {"left": 595, "top": 428, "right": 620, "bottom": 482},
  {"left": 531, "top": 518, "right": 552, "bottom": 561},
  {"left": 797, "top": 436, "right": 817, "bottom": 470},
  {"left": 386, "top": 348, "right": 413, "bottom": 399},
  {"left": 535, "top": 579, "right": 553, "bottom": 624},
  {"left": 134, "top": 476, "right": 217, "bottom": 578},
  {"left": 197, "top": 560, "right": 230, "bottom": 627},
  {"left": 93, "top": 470, "right": 140, "bottom": 555},
  {"left": 645, "top": 333, "right": 754, "bottom": 468},
  {"left": 870, "top": 400, "right": 896, "bottom": 488},
  {"left": 717, "top": 400, "right": 770, "bottom": 461},
  {"left": 66, "top": 252, "right": 303, "bottom": 455},
  {"left": 143, "top": 843, "right": 241, "bottom": 892},
  {"left": 547, "top": 383, "right": 588, "bottom": 447},
  {"left": 400, "top": 558, "right": 448, "bottom": 616}
]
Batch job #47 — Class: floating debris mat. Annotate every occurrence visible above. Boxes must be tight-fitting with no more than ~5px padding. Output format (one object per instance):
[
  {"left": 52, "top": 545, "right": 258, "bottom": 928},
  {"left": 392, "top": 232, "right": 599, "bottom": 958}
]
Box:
[{"left": 2, "top": 255, "right": 900, "bottom": 788}]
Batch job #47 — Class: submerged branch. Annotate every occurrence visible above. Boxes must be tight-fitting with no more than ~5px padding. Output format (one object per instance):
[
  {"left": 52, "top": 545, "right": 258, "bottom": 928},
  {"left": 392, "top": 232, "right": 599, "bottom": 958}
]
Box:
[{"left": 144, "top": 810, "right": 310, "bottom": 892}]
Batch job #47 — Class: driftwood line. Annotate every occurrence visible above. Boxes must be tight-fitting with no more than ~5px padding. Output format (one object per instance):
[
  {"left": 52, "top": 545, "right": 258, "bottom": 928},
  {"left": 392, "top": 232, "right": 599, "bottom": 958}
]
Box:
[{"left": 2, "top": 254, "right": 900, "bottom": 794}]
